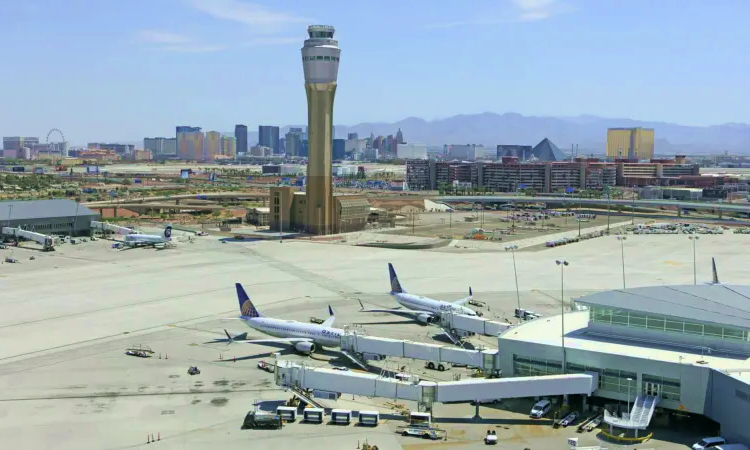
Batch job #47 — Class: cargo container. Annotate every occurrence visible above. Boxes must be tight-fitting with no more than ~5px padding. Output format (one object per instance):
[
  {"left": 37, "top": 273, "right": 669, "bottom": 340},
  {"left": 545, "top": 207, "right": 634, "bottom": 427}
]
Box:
[
  {"left": 331, "top": 409, "right": 352, "bottom": 425},
  {"left": 276, "top": 406, "right": 297, "bottom": 422},
  {"left": 303, "top": 407, "right": 324, "bottom": 423},
  {"left": 358, "top": 411, "right": 379, "bottom": 426}
]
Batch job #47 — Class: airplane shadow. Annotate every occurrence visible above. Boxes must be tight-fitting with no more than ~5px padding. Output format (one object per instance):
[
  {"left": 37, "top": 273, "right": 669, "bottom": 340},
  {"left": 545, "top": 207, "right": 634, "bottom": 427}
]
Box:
[{"left": 353, "top": 320, "right": 415, "bottom": 326}]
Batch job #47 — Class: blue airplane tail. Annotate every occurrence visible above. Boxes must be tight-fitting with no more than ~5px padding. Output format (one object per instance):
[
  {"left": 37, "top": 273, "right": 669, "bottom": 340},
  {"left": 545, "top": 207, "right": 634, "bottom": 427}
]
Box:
[
  {"left": 236, "top": 283, "right": 262, "bottom": 318},
  {"left": 164, "top": 225, "right": 172, "bottom": 239},
  {"left": 388, "top": 263, "right": 405, "bottom": 294}
]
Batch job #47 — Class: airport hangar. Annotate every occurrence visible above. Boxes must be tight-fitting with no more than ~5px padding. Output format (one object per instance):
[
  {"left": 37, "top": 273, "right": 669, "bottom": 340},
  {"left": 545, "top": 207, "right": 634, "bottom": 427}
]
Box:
[
  {"left": 0, "top": 199, "right": 99, "bottom": 237},
  {"left": 496, "top": 284, "right": 750, "bottom": 443}
]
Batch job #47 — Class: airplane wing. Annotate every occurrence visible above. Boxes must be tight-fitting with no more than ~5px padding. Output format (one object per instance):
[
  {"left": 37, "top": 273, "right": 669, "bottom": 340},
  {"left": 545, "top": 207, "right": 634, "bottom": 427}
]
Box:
[
  {"left": 241, "top": 338, "right": 312, "bottom": 345},
  {"left": 452, "top": 287, "right": 473, "bottom": 306},
  {"left": 358, "top": 300, "right": 434, "bottom": 320}
]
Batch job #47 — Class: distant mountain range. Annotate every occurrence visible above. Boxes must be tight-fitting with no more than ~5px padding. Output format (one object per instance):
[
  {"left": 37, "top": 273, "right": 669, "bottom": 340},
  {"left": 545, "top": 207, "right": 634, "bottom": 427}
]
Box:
[{"left": 325, "top": 113, "right": 750, "bottom": 156}]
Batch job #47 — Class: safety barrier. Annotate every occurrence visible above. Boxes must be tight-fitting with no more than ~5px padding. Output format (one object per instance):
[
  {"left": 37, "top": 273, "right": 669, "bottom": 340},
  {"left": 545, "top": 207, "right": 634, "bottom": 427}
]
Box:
[{"left": 598, "top": 430, "right": 654, "bottom": 444}]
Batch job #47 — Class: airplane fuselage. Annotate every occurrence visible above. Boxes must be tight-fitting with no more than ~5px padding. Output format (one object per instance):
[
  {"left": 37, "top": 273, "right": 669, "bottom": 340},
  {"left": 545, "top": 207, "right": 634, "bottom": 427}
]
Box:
[
  {"left": 124, "top": 234, "right": 169, "bottom": 245},
  {"left": 241, "top": 316, "right": 343, "bottom": 348},
  {"left": 393, "top": 293, "right": 476, "bottom": 317}
]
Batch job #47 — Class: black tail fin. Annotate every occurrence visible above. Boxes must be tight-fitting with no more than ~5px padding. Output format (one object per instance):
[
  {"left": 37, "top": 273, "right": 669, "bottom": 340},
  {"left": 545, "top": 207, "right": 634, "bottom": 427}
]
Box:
[{"left": 712, "top": 257, "right": 720, "bottom": 284}]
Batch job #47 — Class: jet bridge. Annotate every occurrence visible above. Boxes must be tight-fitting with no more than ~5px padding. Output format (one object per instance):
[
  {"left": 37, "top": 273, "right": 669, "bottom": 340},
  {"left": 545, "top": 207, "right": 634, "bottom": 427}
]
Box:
[
  {"left": 1, "top": 227, "right": 54, "bottom": 251},
  {"left": 274, "top": 360, "right": 598, "bottom": 411},
  {"left": 440, "top": 312, "right": 512, "bottom": 337},
  {"left": 339, "top": 331, "right": 500, "bottom": 375},
  {"left": 90, "top": 221, "right": 134, "bottom": 236}
]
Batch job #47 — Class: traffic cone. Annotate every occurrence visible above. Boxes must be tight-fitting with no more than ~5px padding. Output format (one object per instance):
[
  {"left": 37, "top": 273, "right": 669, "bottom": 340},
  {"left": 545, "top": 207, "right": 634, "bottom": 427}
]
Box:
[
  {"left": 147, "top": 435, "right": 151, "bottom": 444},
  {"left": 158, "top": 432, "right": 160, "bottom": 441},
  {"left": 357, "top": 441, "right": 360, "bottom": 449},
  {"left": 165, "top": 353, "right": 168, "bottom": 360},
  {"left": 219, "top": 353, "right": 223, "bottom": 360},
  {"left": 233, "top": 356, "right": 236, "bottom": 363}
]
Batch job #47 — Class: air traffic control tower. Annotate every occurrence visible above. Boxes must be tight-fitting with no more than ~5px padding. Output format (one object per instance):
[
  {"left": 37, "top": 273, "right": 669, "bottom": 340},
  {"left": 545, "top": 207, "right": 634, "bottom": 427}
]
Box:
[{"left": 302, "top": 25, "right": 340, "bottom": 235}]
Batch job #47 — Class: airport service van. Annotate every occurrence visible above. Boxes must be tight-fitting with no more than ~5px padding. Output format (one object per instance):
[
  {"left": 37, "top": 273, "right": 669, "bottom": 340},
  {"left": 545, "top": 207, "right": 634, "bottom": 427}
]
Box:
[
  {"left": 693, "top": 437, "right": 727, "bottom": 450},
  {"left": 530, "top": 400, "right": 551, "bottom": 418}
]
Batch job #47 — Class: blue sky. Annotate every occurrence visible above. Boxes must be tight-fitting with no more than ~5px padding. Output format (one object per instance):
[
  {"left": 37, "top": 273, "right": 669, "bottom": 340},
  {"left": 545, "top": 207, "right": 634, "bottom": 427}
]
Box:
[{"left": 1, "top": 0, "right": 748, "bottom": 144}]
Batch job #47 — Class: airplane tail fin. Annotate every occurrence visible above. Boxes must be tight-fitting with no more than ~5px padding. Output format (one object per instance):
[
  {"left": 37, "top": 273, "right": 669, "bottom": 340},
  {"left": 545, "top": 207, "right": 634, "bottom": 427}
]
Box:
[
  {"left": 712, "top": 257, "right": 720, "bottom": 284},
  {"left": 322, "top": 305, "right": 336, "bottom": 327},
  {"left": 164, "top": 224, "right": 173, "bottom": 239},
  {"left": 236, "top": 283, "right": 262, "bottom": 318},
  {"left": 388, "top": 263, "right": 405, "bottom": 294}
]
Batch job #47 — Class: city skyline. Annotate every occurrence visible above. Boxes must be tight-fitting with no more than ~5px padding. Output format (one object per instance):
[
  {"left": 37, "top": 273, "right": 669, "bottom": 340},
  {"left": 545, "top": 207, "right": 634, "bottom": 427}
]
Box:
[{"left": 1, "top": 0, "right": 749, "bottom": 144}]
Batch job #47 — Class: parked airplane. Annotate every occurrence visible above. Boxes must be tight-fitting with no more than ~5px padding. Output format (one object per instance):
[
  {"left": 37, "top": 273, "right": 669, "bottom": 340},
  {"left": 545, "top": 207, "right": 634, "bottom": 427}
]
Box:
[
  {"left": 215, "top": 283, "right": 344, "bottom": 356},
  {"left": 358, "top": 263, "right": 477, "bottom": 325},
  {"left": 123, "top": 225, "right": 173, "bottom": 248}
]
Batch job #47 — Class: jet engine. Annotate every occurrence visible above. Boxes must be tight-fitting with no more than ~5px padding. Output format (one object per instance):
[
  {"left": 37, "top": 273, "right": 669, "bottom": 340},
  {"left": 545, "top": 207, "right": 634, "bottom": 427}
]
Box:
[
  {"left": 294, "top": 341, "right": 316, "bottom": 354},
  {"left": 416, "top": 313, "right": 435, "bottom": 324}
]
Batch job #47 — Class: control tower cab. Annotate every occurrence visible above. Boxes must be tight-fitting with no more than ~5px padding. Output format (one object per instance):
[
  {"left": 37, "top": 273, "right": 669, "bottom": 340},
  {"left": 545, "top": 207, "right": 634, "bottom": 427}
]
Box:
[{"left": 302, "top": 25, "right": 340, "bottom": 84}]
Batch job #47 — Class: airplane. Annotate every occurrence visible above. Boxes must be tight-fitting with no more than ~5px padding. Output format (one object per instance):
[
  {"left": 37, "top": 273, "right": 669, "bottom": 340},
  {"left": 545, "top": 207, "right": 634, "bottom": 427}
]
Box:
[
  {"left": 122, "top": 225, "right": 173, "bottom": 248},
  {"left": 358, "top": 263, "right": 477, "bottom": 326},
  {"left": 214, "top": 283, "right": 346, "bottom": 357}
]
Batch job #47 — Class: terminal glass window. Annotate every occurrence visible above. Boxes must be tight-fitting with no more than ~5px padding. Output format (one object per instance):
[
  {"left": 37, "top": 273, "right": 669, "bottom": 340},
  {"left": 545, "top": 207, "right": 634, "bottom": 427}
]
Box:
[
  {"left": 588, "top": 305, "right": 750, "bottom": 345},
  {"left": 598, "top": 368, "right": 637, "bottom": 394},
  {"left": 513, "top": 355, "right": 562, "bottom": 377},
  {"left": 567, "top": 363, "right": 603, "bottom": 389}
]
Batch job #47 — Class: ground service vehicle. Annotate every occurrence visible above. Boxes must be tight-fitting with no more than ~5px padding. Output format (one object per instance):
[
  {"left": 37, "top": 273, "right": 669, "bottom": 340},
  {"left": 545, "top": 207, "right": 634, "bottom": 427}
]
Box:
[
  {"left": 484, "top": 430, "right": 497, "bottom": 445},
  {"left": 560, "top": 411, "right": 579, "bottom": 427},
  {"left": 425, "top": 361, "right": 451, "bottom": 371},
  {"left": 125, "top": 350, "right": 150, "bottom": 358},
  {"left": 241, "top": 412, "right": 282, "bottom": 430},
  {"left": 187, "top": 366, "right": 200, "bottom": 375},
  {"left": 530, "top": 399, "right": 551, "bottom": 418},
  {"left": 257, "top": 360, "right": 274, "bottom": 373},
  {"left": 694, "top": 437, "right": 727, "bottom": 450}
]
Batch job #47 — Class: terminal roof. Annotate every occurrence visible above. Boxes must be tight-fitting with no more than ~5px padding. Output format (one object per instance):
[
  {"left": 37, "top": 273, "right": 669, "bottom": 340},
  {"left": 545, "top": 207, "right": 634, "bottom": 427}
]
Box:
[
  {"left": 576, "top": 285, "right": 750, "bottom": 330},
  {"left": 0, "top": 199, "right": 98, "bottom": 221}
]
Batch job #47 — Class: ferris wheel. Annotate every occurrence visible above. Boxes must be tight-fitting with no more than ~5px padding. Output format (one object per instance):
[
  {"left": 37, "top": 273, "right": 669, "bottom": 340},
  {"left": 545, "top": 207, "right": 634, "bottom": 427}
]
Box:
[{"left": 45, "top": 128, "right": 66, "bottom": 154}]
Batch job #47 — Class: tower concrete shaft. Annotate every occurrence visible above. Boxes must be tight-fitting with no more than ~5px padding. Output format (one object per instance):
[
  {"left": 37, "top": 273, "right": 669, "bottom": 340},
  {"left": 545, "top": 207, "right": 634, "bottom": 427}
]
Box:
[{"left": 302, "top": 25, "right": 340, "bottom": 235}]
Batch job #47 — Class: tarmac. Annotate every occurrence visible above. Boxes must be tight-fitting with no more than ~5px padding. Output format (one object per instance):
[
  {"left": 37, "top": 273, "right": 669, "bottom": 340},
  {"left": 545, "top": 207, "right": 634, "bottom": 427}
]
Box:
[{"left": 1, "top": 227, "right": 747, "bottom": 449}]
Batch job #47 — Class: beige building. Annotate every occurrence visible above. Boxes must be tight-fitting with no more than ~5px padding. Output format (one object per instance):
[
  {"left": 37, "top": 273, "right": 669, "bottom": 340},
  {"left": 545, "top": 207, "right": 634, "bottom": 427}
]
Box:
[
  {"left": 204, "top": 131, "right": 221, "bottom": 162},
  {"left": 606, "top": 127, "right": 655, "bottom": 160},
  {"left": 269, "top": 187, "right": 369, "bottom": 234}
]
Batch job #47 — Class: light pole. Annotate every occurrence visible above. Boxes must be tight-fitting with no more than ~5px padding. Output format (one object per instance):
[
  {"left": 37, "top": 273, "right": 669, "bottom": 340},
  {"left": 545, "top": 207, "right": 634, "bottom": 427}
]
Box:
[
  {"left": 627, "top": 377, "right": 633, "bottom": 417},
  {"left": 689, "top": 236, "right": 700, "bottom": 285},
  {"left": 6, "top": 203, "right": 13, "bottom": 229},
  {"left": 556, "top": 260, "right": 569, "bottom": 373},
  {"left": 505, "top": 245, "right": 521, "bottom": 318},
  {"left": 631, "top": 185, "right": 636, "bottom": 225},
  {"left": 606, "top": 187, "right": 611, "bottom": 233},
  {"left": 617, "top": 236, "right": 627, "bottom": 289}
]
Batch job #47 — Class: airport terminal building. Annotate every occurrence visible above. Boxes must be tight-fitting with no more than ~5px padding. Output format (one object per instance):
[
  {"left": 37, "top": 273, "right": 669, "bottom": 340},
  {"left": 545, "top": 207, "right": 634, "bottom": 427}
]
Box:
[
  {"left": 0, "top": 199, "right": 99, "bottom": 236},
  {"left": 497, "top": 285, "right": 750, "bottom": 443}
]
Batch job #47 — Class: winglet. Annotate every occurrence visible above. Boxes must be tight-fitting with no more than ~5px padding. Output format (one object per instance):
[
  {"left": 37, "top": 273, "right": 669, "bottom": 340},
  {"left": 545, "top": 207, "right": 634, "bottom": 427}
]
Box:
[
  {"left": 712, "top": 257, "right": 720, "bottom": 284},
  {"left": 164, "top": 224, "right": 173, "bottom": 239},
  {"left": 469, "top": 287, "right": 473, "bottom": 298},
  {"left": 358, "top": 299, "right": 365, "bottom": 311},
  {"left": 329, "top": 305, "right": 334, "bottom": 316}
]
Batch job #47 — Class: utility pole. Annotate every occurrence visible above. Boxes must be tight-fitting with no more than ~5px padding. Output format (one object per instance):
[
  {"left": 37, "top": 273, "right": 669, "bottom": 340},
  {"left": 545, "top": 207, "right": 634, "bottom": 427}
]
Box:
[
  {"left": 556, "top": 260, "right": 569, "bottom": 374},
  {"left": 617, "top": 236, "right": 627, "bottom": 289},
  {"left": 506, "top": 245, "right": 521, "bottom": 319}
]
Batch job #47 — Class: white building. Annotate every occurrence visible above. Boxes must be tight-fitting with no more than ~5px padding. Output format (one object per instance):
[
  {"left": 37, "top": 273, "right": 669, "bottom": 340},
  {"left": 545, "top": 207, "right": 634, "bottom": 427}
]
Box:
[
  {"left": 144, "top": 137, "right": 178, "bottom": 156},
  {"left": 397, "top": 142, "right": 427, "bottom": 160},
  {"left": 448, "top": 144, "right": 488, "bottom": 160}
]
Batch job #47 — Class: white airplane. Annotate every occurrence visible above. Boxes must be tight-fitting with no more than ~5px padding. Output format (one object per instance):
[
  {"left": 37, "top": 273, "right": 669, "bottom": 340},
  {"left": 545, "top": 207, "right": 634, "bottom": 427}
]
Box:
[
  {"left": 358, "top": 263, "right": 477, "bottom": 326},
  {"left": 216, "top": 283, "right": 346, "bottom": 357},
  {"left": 123, "top": 225, "right": 173, "bottom": 248}
]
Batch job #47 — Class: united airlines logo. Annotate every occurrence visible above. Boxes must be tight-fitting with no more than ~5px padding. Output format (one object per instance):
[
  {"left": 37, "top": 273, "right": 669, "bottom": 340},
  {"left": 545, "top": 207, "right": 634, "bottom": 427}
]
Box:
[
  {"left": 165, "top": 227, "right": 172, "bottom": 238},
  {"left": 241, "top": 300, "right": 259, "bottom": 318},
  {"left": 322, "top": 329, "right": 341, "bottom": 338},
  {"left": 391, "top": 277, "right": 402, "bottom": 293}
]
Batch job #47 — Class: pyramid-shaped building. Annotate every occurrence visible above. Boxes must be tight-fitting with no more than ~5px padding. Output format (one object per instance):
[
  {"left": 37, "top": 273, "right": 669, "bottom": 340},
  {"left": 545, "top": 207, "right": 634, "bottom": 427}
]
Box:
[{"left": 531, "top": 138, "right": 566, "bottom": 161}]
